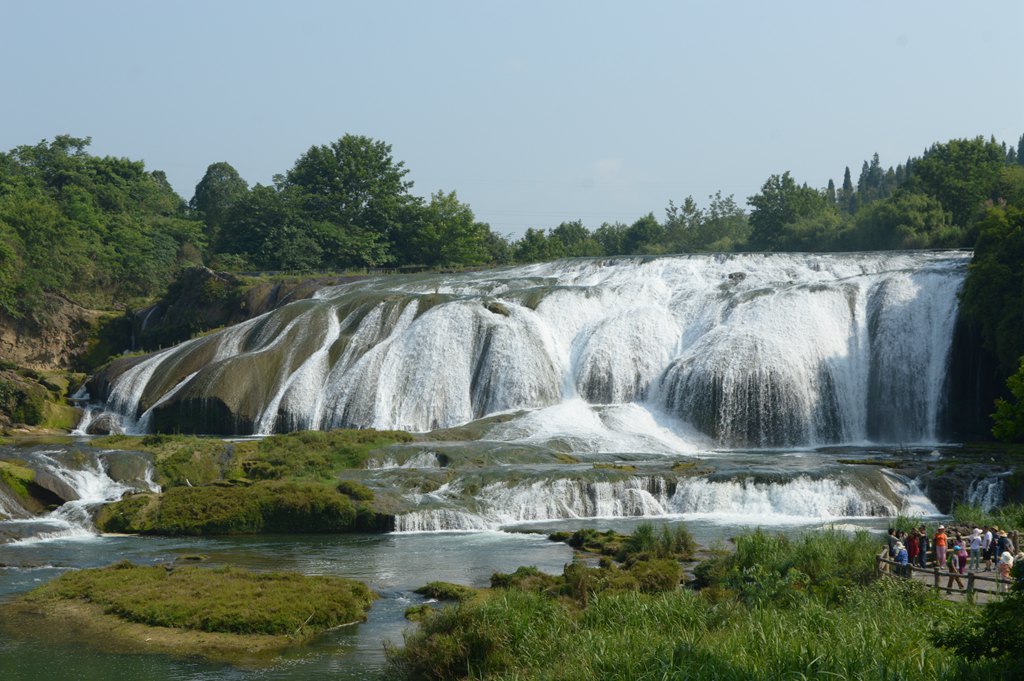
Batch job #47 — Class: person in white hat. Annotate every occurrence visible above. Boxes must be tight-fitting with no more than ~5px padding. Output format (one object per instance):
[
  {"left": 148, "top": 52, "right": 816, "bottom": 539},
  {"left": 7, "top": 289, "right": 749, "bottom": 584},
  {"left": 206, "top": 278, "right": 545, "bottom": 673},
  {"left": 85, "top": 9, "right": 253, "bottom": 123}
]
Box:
[
  {"left": 969, "top": 528, "right": 983, "bottom": 571},
  {"left": 997, "top": 547, "right": 1015, "bottom": 592},
  {"left": 934, "top": 525, "right": 948, "bottom": 569}
]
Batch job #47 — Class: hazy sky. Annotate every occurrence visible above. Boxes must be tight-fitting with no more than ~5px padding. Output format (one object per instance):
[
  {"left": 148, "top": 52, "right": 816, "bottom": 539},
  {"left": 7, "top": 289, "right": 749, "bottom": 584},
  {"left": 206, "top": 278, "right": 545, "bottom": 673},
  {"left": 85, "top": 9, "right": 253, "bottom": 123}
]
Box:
[{"left": 3, "top": 2, "right": 1022, "bottom": 237}]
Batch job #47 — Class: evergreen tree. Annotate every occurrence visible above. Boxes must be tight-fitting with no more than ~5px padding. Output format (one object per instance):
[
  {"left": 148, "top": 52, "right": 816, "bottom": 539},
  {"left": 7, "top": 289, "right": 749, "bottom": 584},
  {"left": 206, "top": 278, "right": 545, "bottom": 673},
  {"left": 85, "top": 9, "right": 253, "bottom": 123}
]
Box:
[
  {"left": 1018, "top": 134, "right": 1024, "bottom": 165},
  {"left": 191, "top": 162, "right": 249, "bottom": 252},
  {"left": 826, "top": 179, "right": 836, "bottom": 204}
]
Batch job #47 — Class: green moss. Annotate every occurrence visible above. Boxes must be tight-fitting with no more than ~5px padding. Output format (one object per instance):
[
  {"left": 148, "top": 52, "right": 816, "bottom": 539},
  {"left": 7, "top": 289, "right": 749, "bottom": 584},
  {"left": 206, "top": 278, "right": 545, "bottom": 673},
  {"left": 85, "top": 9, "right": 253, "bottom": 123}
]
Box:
[
  {"left": 593, "top": 463, "right": 637, "bottom": 472},
  {"left": 97, "top": 482, "right": 362, "bottom": 535},
  {"left": 415, "top": 582, "right": 478, "bottom": 602},
  {"left": 337, "top": 479, "right": 375, "bottom": 501},
  {"left": 404, "top": 604, "right": 435, "bottom": 622},
  {"left": 41, "top": 402, "right": 80, "bottom": 430},
  {"left": 0, "top": 460, "right": 35, "bottom": 499},
  {"left": 0, "top": 376, "right": 47, "bottom": 426},
  {"left": 23, "top": 562, "right": 376, "bottom": 637}
]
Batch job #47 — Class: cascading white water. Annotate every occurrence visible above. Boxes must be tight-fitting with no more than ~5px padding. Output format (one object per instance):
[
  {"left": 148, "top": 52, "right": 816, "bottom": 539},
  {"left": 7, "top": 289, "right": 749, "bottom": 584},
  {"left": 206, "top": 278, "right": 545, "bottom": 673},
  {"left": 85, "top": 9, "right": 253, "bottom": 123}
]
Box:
[
  {"left": 0, "top": 450, "right": 159, "bottom": 543},
  {"left": 87, "top": 252, "right": 968, "bottom": 446},
  {"left": 966, "top": 474, "right": 1007, "bottom": 510},
  {"left": 391, "top": 472, "right": 937, "bottom": 532}
]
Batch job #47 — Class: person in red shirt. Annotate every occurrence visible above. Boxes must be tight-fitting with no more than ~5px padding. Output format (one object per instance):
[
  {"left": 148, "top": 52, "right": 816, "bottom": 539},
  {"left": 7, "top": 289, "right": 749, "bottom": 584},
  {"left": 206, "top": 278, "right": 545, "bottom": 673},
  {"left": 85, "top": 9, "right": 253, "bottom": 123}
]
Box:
[{"left": 906, "top": 530, "right": 919, "bottom": 569}]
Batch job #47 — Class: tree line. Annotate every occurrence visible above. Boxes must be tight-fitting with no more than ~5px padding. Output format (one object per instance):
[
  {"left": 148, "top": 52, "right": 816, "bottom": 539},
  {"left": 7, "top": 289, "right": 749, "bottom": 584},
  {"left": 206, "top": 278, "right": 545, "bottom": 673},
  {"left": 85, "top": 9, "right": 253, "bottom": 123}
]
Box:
[{"left": 2, "top": 132, "right": 1024, "bottom": 439}]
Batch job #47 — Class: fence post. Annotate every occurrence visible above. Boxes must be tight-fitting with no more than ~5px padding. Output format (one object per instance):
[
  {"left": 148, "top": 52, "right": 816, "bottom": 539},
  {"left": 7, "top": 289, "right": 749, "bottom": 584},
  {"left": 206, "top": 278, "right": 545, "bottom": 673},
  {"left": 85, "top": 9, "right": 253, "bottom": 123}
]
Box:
[
  {"left": 933, "top": 568, "right": 940, "bottom": 590},
  {"left": 966, "top": 573, "right": 975, "bottom": 603}
]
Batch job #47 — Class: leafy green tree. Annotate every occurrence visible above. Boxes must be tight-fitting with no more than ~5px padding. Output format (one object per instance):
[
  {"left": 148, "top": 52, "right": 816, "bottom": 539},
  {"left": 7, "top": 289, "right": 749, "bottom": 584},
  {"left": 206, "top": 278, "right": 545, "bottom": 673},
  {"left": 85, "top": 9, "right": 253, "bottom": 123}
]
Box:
[
  {"left": 218, "top": 185, "right": 311, "bottom": 269},
  {"left": 191, "top": 162, "right": 249, "bottom": 250},
  {"left": 843, "top": 191, "right": 961, "bottom": 250},
  {"left": 0, "top": 136, "right": 202, "bottom": 317},
  {"left": 747, "top": 172, "right": 835, "bottom": 251},
  {"left": 593, "top": 221, "right": 628, "bottom": 255},
  {"left": 623, "top": 213, "right": 665, "bottom": 254},
  {"left": 514, "top": 228, "right": 560, "bottom": 262},
  {"left": 549, "top": 220, "right": 603, "bottom": 257},
  {"left": 959, "top": 204, "right": 1024, "bottom": 376},
  {"left": 280, "top": 135, "right": 413, "bottom": 267},
  {"left": 407, "top": 190, "right": 491, "bottom": 267},
  {"left": 663, "top": 196, "right": 703, "bottom": 252},
  {"left": 484, "top": 231, "right": 514, "bottom": 265},
  {"left": 906, "top": 136, "right": 1006, "bottom": 228},
  {"left": 992, "top": 357, "right": 1024, "bottom": 442}
]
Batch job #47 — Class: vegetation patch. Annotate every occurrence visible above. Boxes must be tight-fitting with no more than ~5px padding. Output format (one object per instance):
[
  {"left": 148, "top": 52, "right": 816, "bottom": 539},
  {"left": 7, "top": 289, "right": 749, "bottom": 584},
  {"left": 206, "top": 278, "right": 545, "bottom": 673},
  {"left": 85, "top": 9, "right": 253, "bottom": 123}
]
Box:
[
  {"left": 836, "top": 457, "right": 906, "bottom": 467},
  {"left": 0, "top": 460, "right": 34, "bottom": 500},
  {"left": 414, "top": 582, "right": 478, "bottom": 602},
  {"left": 93, "top": 429, "right": 414, "bottom": 488},
  {"left": 6, "top": 561, "right": 376, "bottom": 662},
  {"left": 389, "top": 529, "right": 986, "bottom": 681},
  {"left": 952, "top": 502, "right": 1024, "bottom": 532},
  {"left": 95, "top": 481, "right": 365, "bottom": 535}
]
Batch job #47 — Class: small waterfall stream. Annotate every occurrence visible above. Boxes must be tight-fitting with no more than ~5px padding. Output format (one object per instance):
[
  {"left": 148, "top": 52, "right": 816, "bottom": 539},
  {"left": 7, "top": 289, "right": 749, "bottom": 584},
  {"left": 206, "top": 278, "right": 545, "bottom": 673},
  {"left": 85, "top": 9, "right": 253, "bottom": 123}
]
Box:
[{"left": 0, "top": 449, "right": 159, "bottom": 543}]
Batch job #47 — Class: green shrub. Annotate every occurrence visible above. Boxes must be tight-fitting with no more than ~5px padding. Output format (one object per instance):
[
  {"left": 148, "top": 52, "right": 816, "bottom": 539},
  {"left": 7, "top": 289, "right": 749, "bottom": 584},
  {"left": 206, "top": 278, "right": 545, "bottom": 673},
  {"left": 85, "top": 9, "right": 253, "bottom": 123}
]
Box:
[{"left": 415, "top": 582, "right": 477, "bottom": 602}]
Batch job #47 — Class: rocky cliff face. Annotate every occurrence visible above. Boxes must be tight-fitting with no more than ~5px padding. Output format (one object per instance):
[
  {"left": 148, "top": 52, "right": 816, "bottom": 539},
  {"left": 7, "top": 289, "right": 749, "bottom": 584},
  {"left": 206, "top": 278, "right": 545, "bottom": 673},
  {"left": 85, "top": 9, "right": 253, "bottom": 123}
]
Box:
[{"left": 0, "top": 298, "right": 106, "bottom": 372}]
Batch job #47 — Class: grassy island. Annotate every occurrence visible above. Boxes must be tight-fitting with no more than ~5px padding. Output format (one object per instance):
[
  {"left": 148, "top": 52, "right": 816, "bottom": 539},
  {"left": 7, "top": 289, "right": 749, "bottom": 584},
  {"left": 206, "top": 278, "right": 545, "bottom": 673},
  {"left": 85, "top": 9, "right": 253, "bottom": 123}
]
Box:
[{"left": 3, "top": 561, "right": 376, "bottom": 663}]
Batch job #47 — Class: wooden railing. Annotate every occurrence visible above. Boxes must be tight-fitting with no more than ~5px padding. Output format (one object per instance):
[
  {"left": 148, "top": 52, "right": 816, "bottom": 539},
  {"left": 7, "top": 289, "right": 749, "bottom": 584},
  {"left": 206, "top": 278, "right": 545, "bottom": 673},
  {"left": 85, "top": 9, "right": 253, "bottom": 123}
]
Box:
[{"left": 875, "top": 549, "right": 1010, "bottom": 603}]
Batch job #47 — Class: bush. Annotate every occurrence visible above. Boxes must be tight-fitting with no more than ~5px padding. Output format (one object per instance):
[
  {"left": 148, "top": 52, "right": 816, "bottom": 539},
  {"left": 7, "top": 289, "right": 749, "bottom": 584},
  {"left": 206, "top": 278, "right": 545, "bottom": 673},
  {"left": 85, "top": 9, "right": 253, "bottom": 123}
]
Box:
[{"left": 415, "top": 582, "right": 477, "bottom": 602}]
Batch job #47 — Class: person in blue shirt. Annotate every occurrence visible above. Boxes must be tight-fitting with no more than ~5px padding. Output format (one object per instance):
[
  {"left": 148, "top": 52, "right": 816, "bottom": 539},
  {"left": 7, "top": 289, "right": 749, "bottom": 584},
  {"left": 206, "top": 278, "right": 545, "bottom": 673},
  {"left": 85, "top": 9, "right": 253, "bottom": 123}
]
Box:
[{"left": 894, "top": 541, "right": 909, "bottom": 577}]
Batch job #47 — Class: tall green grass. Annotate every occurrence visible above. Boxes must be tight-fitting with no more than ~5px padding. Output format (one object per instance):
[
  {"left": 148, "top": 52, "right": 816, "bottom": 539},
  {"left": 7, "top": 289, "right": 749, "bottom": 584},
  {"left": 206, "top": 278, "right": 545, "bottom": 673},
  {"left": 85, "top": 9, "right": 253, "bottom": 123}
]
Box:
[
  {"left": 952, "top": 502, "right": 1024, "bottom": 532},
  {"left": 390, "top": 529, "right": 994, "bottom": 681}
]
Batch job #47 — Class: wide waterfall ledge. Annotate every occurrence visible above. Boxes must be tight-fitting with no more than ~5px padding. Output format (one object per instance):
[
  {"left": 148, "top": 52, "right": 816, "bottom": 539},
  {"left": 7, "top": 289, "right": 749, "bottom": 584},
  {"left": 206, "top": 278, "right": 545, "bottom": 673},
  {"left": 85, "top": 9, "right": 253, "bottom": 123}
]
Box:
[{"left": 81, "top": 251, "right": 969, "bottom": 449}]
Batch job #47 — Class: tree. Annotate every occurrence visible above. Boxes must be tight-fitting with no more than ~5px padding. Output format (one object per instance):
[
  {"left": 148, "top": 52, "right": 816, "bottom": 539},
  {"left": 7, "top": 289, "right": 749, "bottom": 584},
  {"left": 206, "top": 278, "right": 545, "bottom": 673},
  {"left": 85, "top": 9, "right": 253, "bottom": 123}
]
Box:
[
  {"left": 550, "top": 220, "right": 602, "bottom": 257},
  {"left": 992, "top": 357, "right": 1024, "bottom": 442},
  {"left": 191, "top": 162, "right": 249, "bottom": 250},
  {"left": 959, "top": 204, "right": 1024, "bottom": 376},
  {"left": 844, "top": 191, "right": 961, "bottom": 250},
  {"left": 514, "top": 228, "right": 558, "bottom": 262},
  {"left": 283, "top": 134, "right": 412, "bottom": 229},
  {"left": 408, "top": 190, "right": 491, "bottom": 267},
  {"left": 747, "top": 172, "right": 835, "bottom": 251},
  {"left": 623, "top": 213, "right": 665, "bottom": 254},
  {"left": 593, "top": 222, "right": 628, "bottom": 255},
  {"left": 906, "top": 136, "right": 1006, "bottom": 228}
]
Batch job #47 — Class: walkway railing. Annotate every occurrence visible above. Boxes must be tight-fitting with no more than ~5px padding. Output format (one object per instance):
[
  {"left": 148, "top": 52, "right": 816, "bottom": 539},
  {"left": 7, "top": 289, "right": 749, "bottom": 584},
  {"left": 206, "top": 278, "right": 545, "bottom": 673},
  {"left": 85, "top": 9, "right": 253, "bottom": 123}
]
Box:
[{"left": 875, "top": 549, "right": 1010, "bottom": 603}]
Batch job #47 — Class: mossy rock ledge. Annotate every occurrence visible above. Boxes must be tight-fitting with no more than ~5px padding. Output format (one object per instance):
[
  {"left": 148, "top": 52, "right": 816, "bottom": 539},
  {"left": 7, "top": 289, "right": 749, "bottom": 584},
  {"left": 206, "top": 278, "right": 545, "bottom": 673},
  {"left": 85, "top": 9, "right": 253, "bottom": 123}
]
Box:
[{"left": 0, "top": 562, "right": 377, "bottom": 664}]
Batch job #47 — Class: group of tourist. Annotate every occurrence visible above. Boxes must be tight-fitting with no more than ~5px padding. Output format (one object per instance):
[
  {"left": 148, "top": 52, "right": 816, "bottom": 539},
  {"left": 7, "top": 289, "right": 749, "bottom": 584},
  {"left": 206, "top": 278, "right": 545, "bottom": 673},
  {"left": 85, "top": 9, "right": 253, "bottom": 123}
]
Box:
[{"left": 886, "top": 524, "right": 1022, "bottom": 594}]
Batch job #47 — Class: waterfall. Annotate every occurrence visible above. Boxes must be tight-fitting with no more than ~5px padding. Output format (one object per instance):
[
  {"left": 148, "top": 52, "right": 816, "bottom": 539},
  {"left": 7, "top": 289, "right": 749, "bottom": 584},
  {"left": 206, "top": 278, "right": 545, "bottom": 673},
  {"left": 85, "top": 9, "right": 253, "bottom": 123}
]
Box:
[
  {"left": 391, "top": 471, "right": 934, "bottom": 532},
  {"left": 85, "top": 252, "right": 969, "bottom": 446},
  {"left": 0, "top": 450, "right": 159, "bottom": 543},
  {"left": 966, "top": 474, "right": 1007, "bottom": 510}
]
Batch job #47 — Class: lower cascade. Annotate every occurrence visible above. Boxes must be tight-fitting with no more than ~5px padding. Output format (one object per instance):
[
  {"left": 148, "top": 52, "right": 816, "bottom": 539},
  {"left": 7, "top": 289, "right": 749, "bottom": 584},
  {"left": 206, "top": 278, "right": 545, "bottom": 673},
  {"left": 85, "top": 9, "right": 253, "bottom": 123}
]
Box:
[
  {"left": 0, "top": 449, "right": 158, "bottom": 543},
  {"left": 82, "top": 251, "right": 968, "bottom": 447},
  {"left": 391, "top": 471, "right": 939, "bottom": 533}
]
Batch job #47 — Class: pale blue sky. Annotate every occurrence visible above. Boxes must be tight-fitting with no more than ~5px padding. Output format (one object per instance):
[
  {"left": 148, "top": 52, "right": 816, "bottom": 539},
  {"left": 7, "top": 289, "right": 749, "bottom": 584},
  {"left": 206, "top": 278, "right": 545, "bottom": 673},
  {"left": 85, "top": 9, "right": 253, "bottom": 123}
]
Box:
[{"left": 3, "top": 1, "right": 1022, "bottom": 236}]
